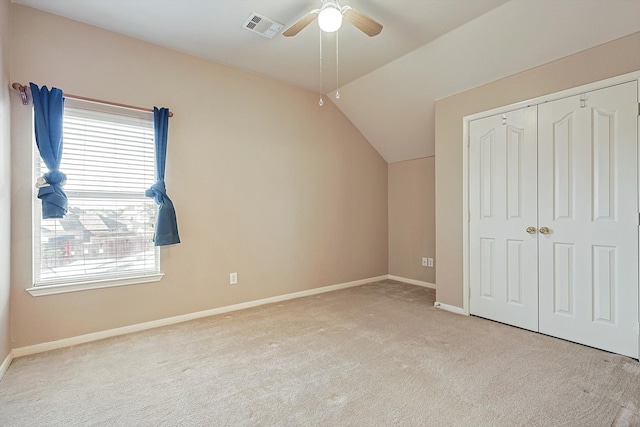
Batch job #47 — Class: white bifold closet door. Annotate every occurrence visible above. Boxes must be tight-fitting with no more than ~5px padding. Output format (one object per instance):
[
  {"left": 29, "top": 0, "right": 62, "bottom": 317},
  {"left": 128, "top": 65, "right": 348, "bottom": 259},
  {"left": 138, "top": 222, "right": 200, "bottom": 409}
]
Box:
[
  {"left": 469, "top": 81, "right": 639, "bottom": 359},
  {"left": 469, "top": 106, "right": 539, "bottom": 332}
]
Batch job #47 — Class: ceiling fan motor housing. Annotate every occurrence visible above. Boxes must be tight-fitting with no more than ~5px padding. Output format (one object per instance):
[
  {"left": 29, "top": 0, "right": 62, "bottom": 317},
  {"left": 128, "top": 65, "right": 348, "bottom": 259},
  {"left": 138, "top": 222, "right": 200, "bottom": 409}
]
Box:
[
  {"left": 282, "top": 0, "right": 382, "bottom": 38},
  {"left": 318, "top": 2, "right": 343, "bottom": 33}
]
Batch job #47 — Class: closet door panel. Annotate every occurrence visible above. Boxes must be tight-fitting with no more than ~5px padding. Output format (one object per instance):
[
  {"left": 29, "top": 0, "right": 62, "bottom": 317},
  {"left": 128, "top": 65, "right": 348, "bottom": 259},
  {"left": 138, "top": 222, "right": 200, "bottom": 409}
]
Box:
[
  {"left": 538, "top": 82, "right": 639, "bottom": 359},
  {"left": 469, "top": 107, "right": 538, "bottom": 331}
]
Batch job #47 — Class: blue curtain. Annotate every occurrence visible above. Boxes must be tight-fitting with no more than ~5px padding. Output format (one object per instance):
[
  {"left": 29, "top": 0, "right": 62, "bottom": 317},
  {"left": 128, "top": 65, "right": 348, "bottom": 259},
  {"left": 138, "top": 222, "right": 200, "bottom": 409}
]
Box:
[
  {"left": 146, "top": 107, "right": 180, "bottom": 246},
  {"left": 30, "top": 83, "right": 68, "bottom": 219}
]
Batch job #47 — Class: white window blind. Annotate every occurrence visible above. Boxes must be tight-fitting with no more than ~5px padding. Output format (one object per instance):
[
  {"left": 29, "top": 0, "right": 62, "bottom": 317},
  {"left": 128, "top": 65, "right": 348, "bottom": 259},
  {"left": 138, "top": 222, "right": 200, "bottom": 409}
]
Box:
[{"left": 33, "top": 99, "right": 159, "bottom": 288}]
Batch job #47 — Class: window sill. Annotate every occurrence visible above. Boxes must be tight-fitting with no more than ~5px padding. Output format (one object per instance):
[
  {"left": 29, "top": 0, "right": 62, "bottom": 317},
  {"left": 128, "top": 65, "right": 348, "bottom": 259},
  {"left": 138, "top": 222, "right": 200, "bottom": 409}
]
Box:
[{"left": 26, "top": 273, "right": 165, "bottom": 297}]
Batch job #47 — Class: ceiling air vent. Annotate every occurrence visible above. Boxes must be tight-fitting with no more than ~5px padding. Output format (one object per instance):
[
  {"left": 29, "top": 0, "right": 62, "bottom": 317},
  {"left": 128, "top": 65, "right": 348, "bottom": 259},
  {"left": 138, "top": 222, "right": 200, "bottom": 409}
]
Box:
[{"left": 242, "top": 13, "right": 284, "bottom": 39}]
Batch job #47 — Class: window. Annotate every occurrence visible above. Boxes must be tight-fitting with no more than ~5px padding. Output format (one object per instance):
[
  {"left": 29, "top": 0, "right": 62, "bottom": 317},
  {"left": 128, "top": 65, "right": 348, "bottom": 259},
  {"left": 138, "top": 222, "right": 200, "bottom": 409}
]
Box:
[{"left": 30, "top": 99, "right": 162, "bottom": 295}]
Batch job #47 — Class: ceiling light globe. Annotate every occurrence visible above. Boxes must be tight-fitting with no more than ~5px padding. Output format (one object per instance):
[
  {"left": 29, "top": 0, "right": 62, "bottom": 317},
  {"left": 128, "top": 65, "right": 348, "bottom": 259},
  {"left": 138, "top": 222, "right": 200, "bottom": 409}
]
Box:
[{"left": 318, "top": 7, "right": 342, "bottom": 32}]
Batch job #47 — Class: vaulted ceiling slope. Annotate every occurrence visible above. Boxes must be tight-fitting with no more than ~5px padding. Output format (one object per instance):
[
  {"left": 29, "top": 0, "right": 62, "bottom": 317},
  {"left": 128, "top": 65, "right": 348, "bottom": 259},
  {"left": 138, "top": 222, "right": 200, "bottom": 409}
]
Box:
[
  {"left": 11, "top": 0, "right": 508, "bottom": 93},
  {"left": 12, "top": 0, "right": 640, "bottom": 164},
  {"left": 336, "top": 0, "right": 640, "bottom": 163}
]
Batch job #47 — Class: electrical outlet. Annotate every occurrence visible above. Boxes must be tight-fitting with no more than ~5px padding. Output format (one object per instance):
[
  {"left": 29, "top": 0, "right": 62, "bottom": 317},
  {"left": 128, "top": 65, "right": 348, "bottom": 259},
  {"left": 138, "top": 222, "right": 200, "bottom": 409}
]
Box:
[
  {"left": 422, "top": 257, "right": 428, "bottom": 267},
  {"left": 230, "top": 272, "right": 238, "bottom": 285},
  {"left": 428, "top": 258, "right": 434, "bottom": 268}
]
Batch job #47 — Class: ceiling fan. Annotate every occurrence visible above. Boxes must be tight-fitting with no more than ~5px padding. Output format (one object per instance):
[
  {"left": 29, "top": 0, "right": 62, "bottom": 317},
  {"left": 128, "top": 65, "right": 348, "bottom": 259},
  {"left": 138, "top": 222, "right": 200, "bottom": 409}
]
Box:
[{"left": 283, "top": 0, "right": 383, "bottom": 37}]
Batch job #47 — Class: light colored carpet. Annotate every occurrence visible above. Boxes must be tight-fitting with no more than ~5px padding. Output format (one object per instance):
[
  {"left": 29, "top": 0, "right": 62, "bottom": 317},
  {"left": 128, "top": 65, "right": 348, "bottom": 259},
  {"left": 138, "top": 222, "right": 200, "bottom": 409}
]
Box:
[{"left": 1, "top": 280, "right": 639, "bottom": 426}]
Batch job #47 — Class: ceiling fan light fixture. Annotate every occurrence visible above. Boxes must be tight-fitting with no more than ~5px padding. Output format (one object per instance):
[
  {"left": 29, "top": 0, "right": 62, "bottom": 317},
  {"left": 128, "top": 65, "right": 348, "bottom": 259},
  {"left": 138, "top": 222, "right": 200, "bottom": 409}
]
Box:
[{"left": 318, "top": 6, "right": 342, "bottom": 32}]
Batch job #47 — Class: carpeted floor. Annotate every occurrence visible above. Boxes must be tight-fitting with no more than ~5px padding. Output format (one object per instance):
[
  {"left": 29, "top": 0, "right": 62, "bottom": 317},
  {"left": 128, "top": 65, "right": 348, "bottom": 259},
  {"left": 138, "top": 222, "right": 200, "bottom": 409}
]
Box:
[{"left": 1, "top": 280, "right": 639, "bottom": 426}]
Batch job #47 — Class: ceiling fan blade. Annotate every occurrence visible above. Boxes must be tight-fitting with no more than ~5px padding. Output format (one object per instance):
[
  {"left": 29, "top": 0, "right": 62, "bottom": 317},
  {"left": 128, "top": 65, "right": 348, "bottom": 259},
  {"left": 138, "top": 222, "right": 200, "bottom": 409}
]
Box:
[
  {"left": 342, "top": 6, "right": 382, "bottom": 37},
  {"left": 282, "top": 10, "right": 319, "bottom": 37}
]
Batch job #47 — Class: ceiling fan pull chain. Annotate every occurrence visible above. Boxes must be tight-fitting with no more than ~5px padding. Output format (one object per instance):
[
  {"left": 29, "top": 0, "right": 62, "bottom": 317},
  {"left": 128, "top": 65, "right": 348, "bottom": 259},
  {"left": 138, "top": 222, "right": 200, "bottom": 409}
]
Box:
[
  {"left": 319, "top": 28, "right": 324, "bottom": 106},
  {"left": 335, "top": 30, "right": 340, "bottom": 100}
]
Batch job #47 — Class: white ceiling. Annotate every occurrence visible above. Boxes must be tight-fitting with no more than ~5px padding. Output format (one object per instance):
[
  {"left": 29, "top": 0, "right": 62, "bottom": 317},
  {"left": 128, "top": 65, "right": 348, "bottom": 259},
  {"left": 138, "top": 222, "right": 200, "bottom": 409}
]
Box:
[
  {"left": 337, "top": 0, "right": 640, "bottom": 162},
  {"left": 11, "top": 0, "right": 508, "bottom": 93},
  {"left": 12, "top": 0, "right": 640, "bottom": 163}
]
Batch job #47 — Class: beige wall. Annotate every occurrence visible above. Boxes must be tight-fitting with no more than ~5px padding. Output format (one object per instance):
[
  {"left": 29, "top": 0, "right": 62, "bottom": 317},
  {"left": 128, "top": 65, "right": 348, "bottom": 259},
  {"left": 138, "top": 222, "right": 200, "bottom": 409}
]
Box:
[
  {"left": 0, "top": 0, "right": 11, "bottom": 363},
  {"left": 9, "top": 5, "right": 388, "bottom": 348},
  {"left": 388, "top": 157, "right": 435, "bottom": 284},
  {"left": 435, "top": 31, "right": 640, "bottom": 308}
]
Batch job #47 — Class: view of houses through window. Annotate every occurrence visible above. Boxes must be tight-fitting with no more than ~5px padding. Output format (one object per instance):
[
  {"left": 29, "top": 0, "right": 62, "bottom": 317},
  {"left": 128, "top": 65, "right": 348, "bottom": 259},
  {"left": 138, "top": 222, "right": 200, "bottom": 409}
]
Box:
[{"left": 33, "top": 100, "right": 159, "bottom": 287}]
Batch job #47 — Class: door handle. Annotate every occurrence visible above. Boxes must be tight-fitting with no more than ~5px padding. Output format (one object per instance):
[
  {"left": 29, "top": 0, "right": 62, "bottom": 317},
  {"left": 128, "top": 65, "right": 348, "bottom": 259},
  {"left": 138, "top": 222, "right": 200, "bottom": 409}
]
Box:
[
  {"left": 539, "top": 227, "right": 551, "bottom": 235},
  {"left": 526, "top": 226, "right": 537, "bottom": 234}
]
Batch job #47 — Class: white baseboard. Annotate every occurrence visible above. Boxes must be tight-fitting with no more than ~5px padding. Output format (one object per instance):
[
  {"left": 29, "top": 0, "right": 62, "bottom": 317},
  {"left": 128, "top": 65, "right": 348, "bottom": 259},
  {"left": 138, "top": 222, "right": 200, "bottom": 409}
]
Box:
[
  {"left": 387, "top": 275, "right": 436, "bottom": 289},
  {"left": 433, "top": 301, "right": 466, "bottom": 315},
  {"left": 0, "top": 351, "right": 13, "bottom": 381},
  {"left": 12, "top": 275, "right": 389, "bottom": 358}
]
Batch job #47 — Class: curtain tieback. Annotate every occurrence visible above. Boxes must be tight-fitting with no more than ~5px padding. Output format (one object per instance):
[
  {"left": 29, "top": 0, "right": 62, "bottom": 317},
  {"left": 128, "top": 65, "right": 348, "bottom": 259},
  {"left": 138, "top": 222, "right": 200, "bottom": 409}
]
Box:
[
  {"left": 35, "top": 170, "right": 67, "bottom": 188},
  {"left": 36, "top": 170, "right": 68, "bottom": 215},
  {"left": 146, "top": 181, "right": 168, "bottom": 205}
]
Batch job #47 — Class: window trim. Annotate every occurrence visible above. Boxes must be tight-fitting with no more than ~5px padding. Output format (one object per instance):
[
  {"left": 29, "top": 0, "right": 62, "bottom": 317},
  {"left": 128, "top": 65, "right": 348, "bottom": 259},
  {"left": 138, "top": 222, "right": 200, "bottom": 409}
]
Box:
[
  {"left": 26, "top": 273, "right": 164, "bottom": 296},
  {"left": 30, "top": 98, "right": 163, "bottom": 295}
]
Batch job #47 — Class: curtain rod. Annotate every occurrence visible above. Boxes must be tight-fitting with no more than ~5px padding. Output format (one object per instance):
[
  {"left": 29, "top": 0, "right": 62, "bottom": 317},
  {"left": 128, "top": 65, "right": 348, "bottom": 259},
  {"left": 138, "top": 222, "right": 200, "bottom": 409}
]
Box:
[{"left": 11, "top": 83, "right": 174, "bottom": 117}]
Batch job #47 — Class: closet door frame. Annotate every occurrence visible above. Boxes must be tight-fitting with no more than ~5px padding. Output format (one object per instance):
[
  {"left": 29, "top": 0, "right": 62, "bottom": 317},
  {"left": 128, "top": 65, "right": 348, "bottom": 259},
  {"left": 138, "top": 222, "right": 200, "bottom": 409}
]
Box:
[{"left": 462, "top": 71, "right": 640, "bottom": 320}]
